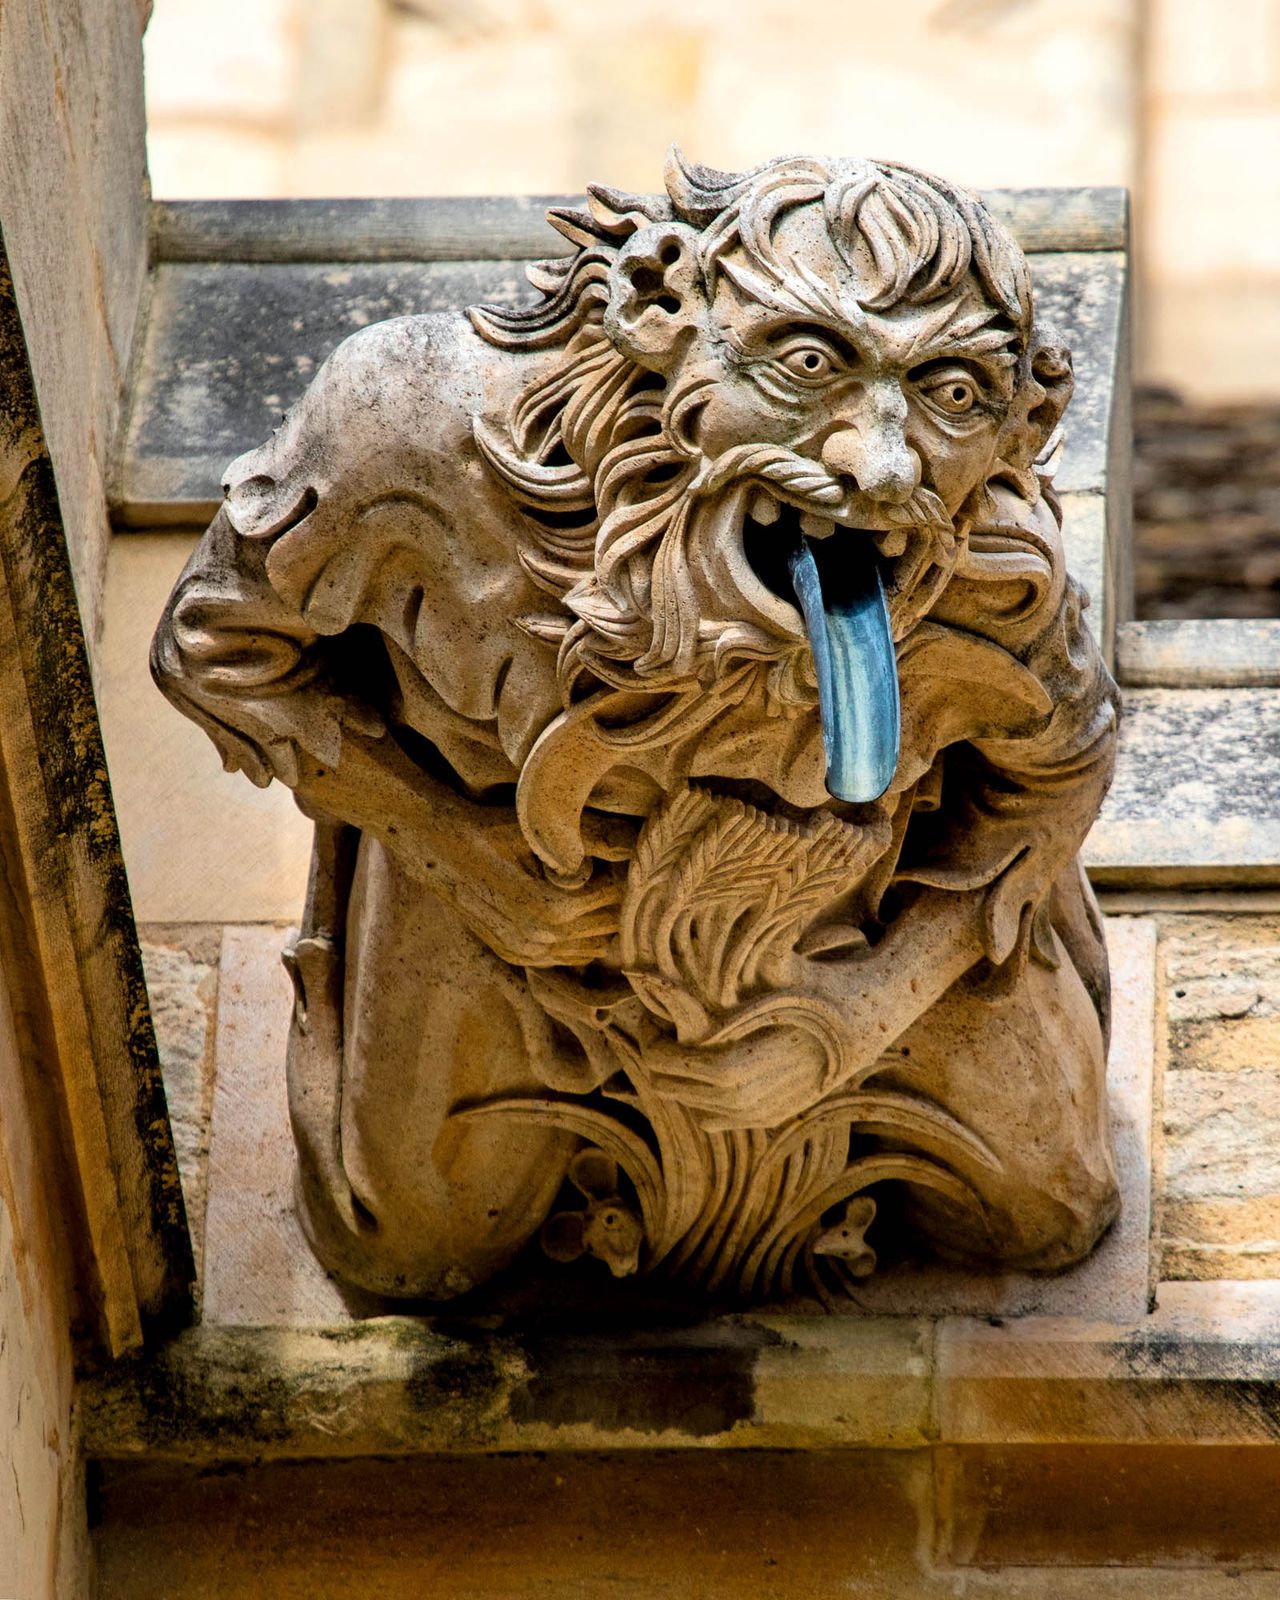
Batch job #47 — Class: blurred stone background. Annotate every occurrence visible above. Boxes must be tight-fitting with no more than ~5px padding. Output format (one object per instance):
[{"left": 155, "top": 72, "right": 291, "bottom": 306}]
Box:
[{"left": 141, "top": 0, "right": 1280, "bottom": 618}]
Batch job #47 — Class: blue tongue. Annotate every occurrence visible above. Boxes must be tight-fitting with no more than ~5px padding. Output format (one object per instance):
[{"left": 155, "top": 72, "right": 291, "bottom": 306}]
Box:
[{"left": 787, "top": 536, "right": 900, "bottom": 803}]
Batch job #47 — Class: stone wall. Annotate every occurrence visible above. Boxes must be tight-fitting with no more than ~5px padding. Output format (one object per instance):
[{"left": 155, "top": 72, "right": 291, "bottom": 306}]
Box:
[
  {"left": 1134, "top": 388, "right": 1280, "bottom": 618},
  {"left": 0, "top": 4, "right": 157, "bottom": 1593},
  {"left": 1143, "top": 0, "right": 1280, "bottom": 400},
  {"left": 0, "top": 979, "right": 88, "bottom": 1600},
  {"left": 139, "top": 0, "right": 1280, "bottom": 404},
  {"left": 143, "top": 0, "right": 1138, "bottom": 201},
  {"left": 90, "top": 1450, "right": 1280, "bottom": 1600},
  {"left": 1160, "top": 914, "right": 1280, "bottom": 1281},
  {"left": 0, "top": 0, "right": 150, "bottom": 661}
]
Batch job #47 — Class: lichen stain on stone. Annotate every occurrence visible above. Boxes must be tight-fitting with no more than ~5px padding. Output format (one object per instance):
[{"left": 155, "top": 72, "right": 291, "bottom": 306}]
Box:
[
  {"left": 507, "top": 1323, "right": 782, "bottom": 1438},
  {"left": 121, "top": 1342, "right": 298, "bottom": 1453},
  {"left": 0, "top": 242, "right": 195, "bottom": 1319},
  {"left": 401, "top": 1330, "right": 518, "bottom": 1442},
  {"left": 1114, "top": 1329, "right": 1280, "bottom": 1442}
]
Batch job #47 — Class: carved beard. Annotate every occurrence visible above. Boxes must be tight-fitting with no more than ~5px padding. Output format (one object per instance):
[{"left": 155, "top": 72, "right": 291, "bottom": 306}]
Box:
[
  {"left": 476, "top": 325, "right": 964, "bottom": 722},
  {"left": 567, "top": 441, "right": 961, "bottom": 694}
]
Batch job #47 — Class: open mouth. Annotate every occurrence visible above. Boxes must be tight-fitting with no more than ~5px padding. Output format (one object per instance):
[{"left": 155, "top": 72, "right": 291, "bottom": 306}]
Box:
[{"left": 742, "top": 497, "right": 902, "bottom": 806}]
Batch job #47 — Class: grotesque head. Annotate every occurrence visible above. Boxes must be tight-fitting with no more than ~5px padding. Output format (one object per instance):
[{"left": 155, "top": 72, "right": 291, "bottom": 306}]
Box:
[{"left": 474, "top": 152, "right": 1071, "bottom": 801}]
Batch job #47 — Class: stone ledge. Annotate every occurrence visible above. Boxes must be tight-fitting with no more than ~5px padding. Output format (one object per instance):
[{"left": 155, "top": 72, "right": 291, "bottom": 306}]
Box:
[
  {"left": 80, "top": 1315, "right": 935, "bottom": 1461},
  {"left": 99, "top": 1448, "right": 1280, "bottom": 1595},
  {"left": 81, "top": 1283, "right": 1280, "bottom": 1465},
  {"left": 939, "top": 1281, "right": 1280, "bottom": 1447},
  {"left": 1117, "top": 619, "right": 1280, "bottom": 689},
  {"left": 1087, "top": 687, "right": 1280, "bottom": 886},
  {"left": 149, "top": 188, "right": 1129, "bottom": 266}
]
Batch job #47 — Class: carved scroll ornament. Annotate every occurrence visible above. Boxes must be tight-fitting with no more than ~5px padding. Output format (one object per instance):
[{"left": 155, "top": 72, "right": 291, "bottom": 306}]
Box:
[{"left": 153, "top": 153, "right": 1120, "bottom": 1306}]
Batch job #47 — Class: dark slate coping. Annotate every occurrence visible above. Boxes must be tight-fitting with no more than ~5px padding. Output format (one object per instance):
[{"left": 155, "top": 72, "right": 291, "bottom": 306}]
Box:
[
  {"left": 150, "top": 187, "right": 1128, "bottom": 265},
  {"left": 111, "top": 249, "right": 1126, "bottom": 528},
  {"left": 1086, "top": 685, "right": 1280, "bottom": 886}
]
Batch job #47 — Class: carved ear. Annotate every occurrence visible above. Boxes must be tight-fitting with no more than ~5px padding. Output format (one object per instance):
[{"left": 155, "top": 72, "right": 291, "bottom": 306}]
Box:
[
  {"left": 989, "top": 336, "right": 1075, "bottom": 493},
  {"left": 604, "top": 222, "right": 709, "bottom": 372},
  {"left": 541, "top": 1211, "right": 587, "bottom": 1262},
  {"left": 569, "top": 1148, "right": 619, "bottom": 1201},
  {"left": 1024, "top": 338, "right": 1074, "bottom": 461}
]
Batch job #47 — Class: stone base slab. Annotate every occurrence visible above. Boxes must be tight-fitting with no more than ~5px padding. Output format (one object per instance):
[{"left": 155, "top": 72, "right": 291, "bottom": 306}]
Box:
[
  {"left": 198, "top": 918, "right": 1158, "bottom": 1328},
  {"left": 83, "top": 1281, "right": 1280, "bottom": 1464},
  {"left": 85, "top": 1284, "right": 1280, "bottom": 1585}
]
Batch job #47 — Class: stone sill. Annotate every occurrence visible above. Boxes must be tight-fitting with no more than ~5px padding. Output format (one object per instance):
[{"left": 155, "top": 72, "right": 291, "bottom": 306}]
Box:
[
  {"left": 82, "top": 1281, "right": 1280, "bottom": 1465},
  {"left": 147, "top": 188, "right": 1129, "bottom": 267}
]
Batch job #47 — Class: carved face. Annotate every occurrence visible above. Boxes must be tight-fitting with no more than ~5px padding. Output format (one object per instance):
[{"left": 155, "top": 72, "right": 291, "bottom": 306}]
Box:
[
  {"left": 695, "top": 264, "right": 1011, "bottom": 518},
  {"left": 476, "top": 157, "right": 1067, "bottom": 804},
  {"left": 603, "top": 200, "right": 1022, "bottom": 653}
]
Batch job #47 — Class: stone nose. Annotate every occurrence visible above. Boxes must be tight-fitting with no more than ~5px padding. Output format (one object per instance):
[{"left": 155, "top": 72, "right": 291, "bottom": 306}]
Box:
[
  {"left": 820, "top": 425, "right": 920, "bottom": 505},
  {"left": 819, "top": 384, "right": 920, "bottom": 505}
]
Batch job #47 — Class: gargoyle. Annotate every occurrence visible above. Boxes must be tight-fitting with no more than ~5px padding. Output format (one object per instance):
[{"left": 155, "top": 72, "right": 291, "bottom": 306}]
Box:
[{"left": 153, "top": 152, "right": 1120, "bottom": 1305}]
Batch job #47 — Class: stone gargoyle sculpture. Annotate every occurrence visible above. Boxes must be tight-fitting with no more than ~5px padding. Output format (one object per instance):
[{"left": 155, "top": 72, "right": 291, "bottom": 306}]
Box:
[{"left": 153, "top": 152, "right": 1121, "bottom": 1306}]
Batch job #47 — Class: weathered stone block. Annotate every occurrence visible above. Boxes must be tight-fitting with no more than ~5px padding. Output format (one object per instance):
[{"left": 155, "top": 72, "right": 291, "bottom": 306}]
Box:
[
  {"left": 1087, "top": 689, "right": 1280, "bottom": 884},
  {"left": 1117, "top": 619, "right": 1280, "bottom": 688},
  {"left": 936, "top": 1442, "right": 1280, "bottom": 1569},
  {"left": 96, "top": 1451, "right": 931, "bottom": 1599},
  {"left": 1164, "top": 1069, "right": 1280, "bottom": 1201},
  {"left": 1164, "top": 914, "right": 1280, "bottom": 1071},
  {"left": 1059, "top": 489, "right": 1110, "bottom": 653},
  {"left": 115, "top": 257, "right": 530, "bottom": 526},
  {"left": 1158, "top": 913, "right": 1280, "bottom": 1280},
  {"left": 0, "top": 1197, "right": 69, "bottom": 1600},
  {"left": 0, "top": 0, "right": 147, "bottom": 648},
  {"left": 202, "top": 925, "right": 358, "bottom": 1325},
  {"left": 137, "top": 926, "right": 220, "bottom": 1281},
  {"left": 1163, "top": 1196, "right": 1280, "bottom": 1281},
  {"left": 937, "top": 1281, "right": 1280, "bottom": 1448}
]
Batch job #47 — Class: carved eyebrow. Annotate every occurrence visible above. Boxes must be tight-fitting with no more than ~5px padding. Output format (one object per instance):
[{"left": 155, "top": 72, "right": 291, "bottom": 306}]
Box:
[
  {"left": 904, "top": 303, "right": 1019, "bottom": 366},
  {"left": 907, "top": 354, "right": 1015, "bottom": 391},
  {"left": 718, "top": 254, "right": 841, "bottom": 324},
  {"left": 762, "top": 322, "right": 860, "bottom": 362}
]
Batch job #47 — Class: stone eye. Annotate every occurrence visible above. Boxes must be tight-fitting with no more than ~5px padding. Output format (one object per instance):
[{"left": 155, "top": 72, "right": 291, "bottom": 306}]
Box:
[
  {"left": 921, "top": 371, "right": 980, "bottom": 415},
  {"left": 779, "top": 345, "right": 838, "bottom": 382}
]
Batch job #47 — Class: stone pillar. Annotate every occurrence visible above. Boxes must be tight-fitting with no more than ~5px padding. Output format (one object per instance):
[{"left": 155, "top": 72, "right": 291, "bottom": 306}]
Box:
[
  {"left": 0, "top": 5, "right": 190, "bottom": 1597},
  {"left": 0, "top": 0, "right": 150, "bottom": 663}
]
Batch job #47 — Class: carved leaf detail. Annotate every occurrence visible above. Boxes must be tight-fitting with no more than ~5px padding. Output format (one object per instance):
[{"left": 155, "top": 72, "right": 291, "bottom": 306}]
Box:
[{"left": 622, "top": 787, "right": 871, "bottom": 1015}]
